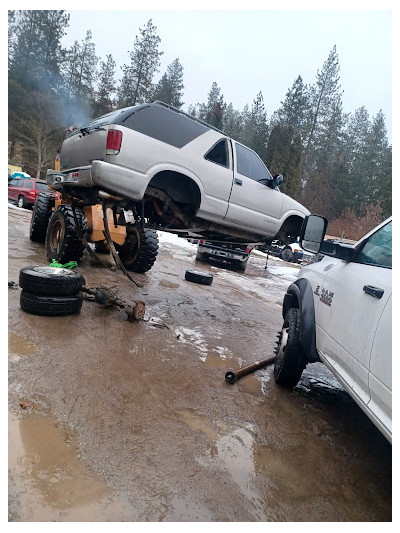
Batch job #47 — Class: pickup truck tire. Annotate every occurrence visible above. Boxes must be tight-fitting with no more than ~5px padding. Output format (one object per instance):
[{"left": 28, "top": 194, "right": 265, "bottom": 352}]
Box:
[
  {"left": 274, "top": 307, "right": 306, "bottom": 387},
  {"left": 281, "top": 247, "right": 294, "bottom": 262},
  {"left": 19, "top": 266, "right": 85, "bottom": 296},
  {"left": 45, "top": 205, "right": 88, "bottom": 263},
  {"left": 195, "top": 250, "right": 209, "bottom": 262},
  {"left": 118, "top": 225, "right": 159, "bottom": 273},
  {"left": 185, "top": 269, "right": 213, "bottom": 285},
  {"left": 30, "top": 192, "right": 56, "bottom": 243},
  {"left": 20, "top": 290, "right": 83, "bottom": 316}
]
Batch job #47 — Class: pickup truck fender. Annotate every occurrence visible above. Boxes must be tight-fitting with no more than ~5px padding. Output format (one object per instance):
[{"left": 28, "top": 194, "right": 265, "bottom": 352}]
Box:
[{"left": 282, "top": 278, "right": 320, "bottom": 363}]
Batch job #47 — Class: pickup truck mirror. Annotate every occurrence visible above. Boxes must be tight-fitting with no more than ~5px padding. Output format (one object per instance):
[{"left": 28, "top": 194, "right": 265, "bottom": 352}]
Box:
[
  {"left": 263, "top": 174, "right": 283, "bottom": 189},
  {"left": 300, "top": 215, "right": 356, "bottom": 261},
  {"left": 300, "top": 215, "right": 328, "bottom": 253}
]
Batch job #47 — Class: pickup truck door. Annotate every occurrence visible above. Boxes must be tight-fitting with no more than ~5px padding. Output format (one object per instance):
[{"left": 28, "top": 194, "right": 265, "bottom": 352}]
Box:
[
  {"left": 224, "top": 141, "right": 283, "bottom": 235},
  {"left": 315, "top": 221, "right": 392, "bottom": 412}
]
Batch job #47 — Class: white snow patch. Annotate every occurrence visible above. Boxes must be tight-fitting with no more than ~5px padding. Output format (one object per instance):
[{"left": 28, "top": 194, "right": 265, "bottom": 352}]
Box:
[
  {"left": 213, "top": 346, "right": 232, "bottom": 360},
  {"left": 157, "top": 231, "right": 197, "bottom": 252}
]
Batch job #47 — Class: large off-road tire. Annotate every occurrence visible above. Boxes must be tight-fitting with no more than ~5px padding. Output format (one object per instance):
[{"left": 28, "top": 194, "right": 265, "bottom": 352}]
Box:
[
  {"left": 45, "top": 205, "right": 88, "bottom": 263},
  {"left": 185, "top": 269, "right": 213, "bottom": 285},
  {"left": 281, "top": 247, "right": 294, "bottom": 263},
  {"left": 20, "top": 290, "right": 83, "bottom": 316},
  {"left": 274, "top": 308, "right": 306, "bottom": 387},
  {"left": 19, "top": 266, "right": 85, "bottom": 296},
  {"left": 118, "top": 225, "right": 159, "bottom": 273},
  {"left": 30, "top": 192, "right": 56, "bottom": 243}
]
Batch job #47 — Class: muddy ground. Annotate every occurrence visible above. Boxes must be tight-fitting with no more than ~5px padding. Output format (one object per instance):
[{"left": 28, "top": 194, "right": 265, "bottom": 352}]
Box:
[{"left": 8, "top": 206, "right": 391, "bottom": 522}]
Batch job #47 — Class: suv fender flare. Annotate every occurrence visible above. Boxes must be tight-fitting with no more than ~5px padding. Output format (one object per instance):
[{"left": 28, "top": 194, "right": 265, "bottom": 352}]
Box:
[{"left": 282, "top": 278, "right": 319, "bottom": 363}]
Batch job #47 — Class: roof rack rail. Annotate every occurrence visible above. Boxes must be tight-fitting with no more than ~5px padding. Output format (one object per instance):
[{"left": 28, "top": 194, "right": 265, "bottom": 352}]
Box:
[{"left": 153, "top": 100, "right": 226, "bottom": 136}]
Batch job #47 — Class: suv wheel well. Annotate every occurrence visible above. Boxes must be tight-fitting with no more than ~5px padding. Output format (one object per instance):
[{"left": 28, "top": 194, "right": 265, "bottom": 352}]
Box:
[
  {"left": 147, "top": 171, "right": 201, "bottom": 215},
  {"left": 278, "top": 215, "right": 304, "bottom": 244}
]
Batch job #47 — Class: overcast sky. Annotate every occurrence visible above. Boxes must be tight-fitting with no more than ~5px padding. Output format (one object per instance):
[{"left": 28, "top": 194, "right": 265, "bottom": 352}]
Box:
[{"left": 61, "top": 6, "right": 392, "bottom": 140}]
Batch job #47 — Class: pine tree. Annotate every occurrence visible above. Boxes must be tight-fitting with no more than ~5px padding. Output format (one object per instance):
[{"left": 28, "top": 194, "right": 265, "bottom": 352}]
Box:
[
  {"left": 92, "top": 54, "right": 117, "bottom": 117},
  {"left": 245, "top": 91, "right": 269, "bottom": 157},
  {"left": 198, "top": 82, "right": 225, "bottom": 129},
  {"left": 222, "top": 103, "right": 242, "bottom": 139},
  {"left": 276, "top": 75, "right": 311, "bottom": 139},
  {"left": 151, "top": 58, "right": 184, "bottom": 108},
  {"left": 117, "top": 19, "right": 163, "bottom": 107}
]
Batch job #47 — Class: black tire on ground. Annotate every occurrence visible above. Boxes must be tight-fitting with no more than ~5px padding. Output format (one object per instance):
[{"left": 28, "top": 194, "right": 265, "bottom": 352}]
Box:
[
  {"left": 185, "top": 269, "right": 213, "bottom": 285},
  {"left": 118, "top": 225, "right": 159, "bottom": 273},
  {"left": 195, "top": 250, "right": 209, "bottom": 262},
  {"left": 20, "top": 290, "right": 83, "bottom": 316},
  {"left": 281, "top": 247, "right": 294, "bottom": 262},
  {"left": 45, "top": 205, "right": 88, "bottom": 263},
  {"left": 94, "top": 241, "right": 110, "bottom": 254},
  {"left": 19, "top": 266, "right": 85, "bottom": 296},
  {"left": 274, "top": 307, "right": 306, "bottom": 387},
  {"left": 30, "top": 192, "right": 56, "bottom": 243},
  {"left": 231, "top": 259, "right": 248, "bottom": 272},
  {"left": 18, "top": 195, "right": 28, "bottom": 209}
]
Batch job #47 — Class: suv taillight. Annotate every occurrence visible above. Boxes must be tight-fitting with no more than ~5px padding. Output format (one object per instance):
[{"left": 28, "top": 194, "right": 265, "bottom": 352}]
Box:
[{"left": 106, "top": 130, "right": 122, "bottom": 155}]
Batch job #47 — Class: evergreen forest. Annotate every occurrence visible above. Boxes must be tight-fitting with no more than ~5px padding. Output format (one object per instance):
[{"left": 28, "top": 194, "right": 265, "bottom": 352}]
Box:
[{"left": 8, "top": 11, "right": 392, "bottom": 238}]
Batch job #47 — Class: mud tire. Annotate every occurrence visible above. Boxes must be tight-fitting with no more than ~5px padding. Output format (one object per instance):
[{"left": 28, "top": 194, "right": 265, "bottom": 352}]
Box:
[
  {"left": 45, "top": 205, "right": 88, "bottom": 263},
  {"left": 20, "top": 290, "right": 83, "bottom": 316},
  {"left": 185, "top": 269, "right": 213, "bottom": 285},
  {"left": 274, "top": 308, "right": 306, "bottom": 387},
  {"left": 231, "top": 258, "right": 248, "bottom": 273},
  {"left": 118, "top": 225, "right": 159, "bottom": 273},
  {"left": 19, "top": 266, "right": 85, "bottom": 296},
  {"left": 30, "top": 192, "right": 56, "bottom": 243}
]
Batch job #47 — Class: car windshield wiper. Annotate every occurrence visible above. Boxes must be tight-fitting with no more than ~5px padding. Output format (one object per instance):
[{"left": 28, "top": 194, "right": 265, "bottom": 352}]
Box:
[{"left": 80, "top": 126, "right": 106, "bottom": 136}]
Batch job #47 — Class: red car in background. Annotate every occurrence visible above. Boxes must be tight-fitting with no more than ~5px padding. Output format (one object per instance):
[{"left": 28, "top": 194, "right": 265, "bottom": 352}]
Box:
[{"left": 8, "top": 178, "right": 59, "bottom": 209}]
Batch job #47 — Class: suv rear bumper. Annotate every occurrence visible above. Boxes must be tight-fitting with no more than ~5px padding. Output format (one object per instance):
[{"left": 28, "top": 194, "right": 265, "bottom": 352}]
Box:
[{"left": 47, "top": 161, "right": 150, "bottom": 202}]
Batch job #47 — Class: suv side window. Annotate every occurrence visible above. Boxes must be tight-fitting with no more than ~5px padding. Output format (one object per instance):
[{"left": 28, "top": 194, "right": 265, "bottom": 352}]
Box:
[
  {"left": 356, "top": 221, "right": 392, "bottom": 268},
  {"left": 122, "top": 106, "right": 208, "bottom": 148},
  {"left": 205, "top": 140, "right": 229, "bottom": 168},
  {"left": 9, "top": 179, "right": 18, "bottom": 186},
  {"left": 235, "top": 143, "right": 272, "bottom": 182},
  {"left": 25, "top": 180, "right": 32, "bottom": 189}
]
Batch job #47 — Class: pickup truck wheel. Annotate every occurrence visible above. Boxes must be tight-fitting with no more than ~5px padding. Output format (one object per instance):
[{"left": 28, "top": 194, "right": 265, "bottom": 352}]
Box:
[
  {"left": 30, "top": 192, "right": 55, "bottom": 243},
  {"left": 118, "top": 225, "right": 159, "bottom": 273},
  {"left": 45, "top": 205, "right": 87, "bottom": 263},
  {"left": 281, "top": 247, "right": 293, "bottom": 262},
  {"left": 274, "top": 308, "right": 305, "bottom": 387},
  {"left": 20, "top": 290, "right": 83, "bottom": 316},
  {"left": 19, "top": 266, "right": 85, "bottom": 296},
  {"left": 195, "top": 250, "right": 209, "bottom": 262}
]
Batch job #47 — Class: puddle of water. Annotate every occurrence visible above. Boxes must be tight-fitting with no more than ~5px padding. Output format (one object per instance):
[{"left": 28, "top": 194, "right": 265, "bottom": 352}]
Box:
[
  {"left": 174, "top": 408, "right": 219, "bottom": 441},
  {"left": 8, "top": 412, "right": 112, "bottom": 521},
  {"left": 8, "top": 332, "right": 39, "bottom": 359}
]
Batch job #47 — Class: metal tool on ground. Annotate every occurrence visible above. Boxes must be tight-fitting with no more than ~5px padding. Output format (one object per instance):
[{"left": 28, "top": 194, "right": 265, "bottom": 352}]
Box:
[
  {"left": 82, "top": 285, "right": 145, "bottom": 322},
  {"left": 225, "top": 354, "right": 276, "bottom": 384}
]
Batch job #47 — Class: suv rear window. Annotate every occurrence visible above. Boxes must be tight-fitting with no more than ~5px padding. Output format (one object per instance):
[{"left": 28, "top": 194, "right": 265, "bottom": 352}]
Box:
[{"left": 122, "top": 105, "right": 208, "bottom": 148}]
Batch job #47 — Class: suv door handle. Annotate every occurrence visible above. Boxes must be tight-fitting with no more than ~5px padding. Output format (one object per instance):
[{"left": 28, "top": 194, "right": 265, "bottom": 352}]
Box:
[
  {"left": 363, "top": 285, "right": 384, "bottom": 299},
  {"left": 234, "top": 178, "right": 242, "bottom": 186}
]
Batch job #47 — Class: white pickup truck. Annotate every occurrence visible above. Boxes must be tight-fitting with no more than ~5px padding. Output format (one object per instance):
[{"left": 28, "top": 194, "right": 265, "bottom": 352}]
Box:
[
  {"left": 40, "top": 101, "right": 309, "bottom": 273},
  {"left": 274, "top": 215, "right": 392, "bottom": 442}
]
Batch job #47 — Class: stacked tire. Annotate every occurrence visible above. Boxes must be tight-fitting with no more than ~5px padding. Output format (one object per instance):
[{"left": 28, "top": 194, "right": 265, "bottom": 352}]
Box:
[{"left": 19, "top": 266, "right": 85, "bottom": 317}]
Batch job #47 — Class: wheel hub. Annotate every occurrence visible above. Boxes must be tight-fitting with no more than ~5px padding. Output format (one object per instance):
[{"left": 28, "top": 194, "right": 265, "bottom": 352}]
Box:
[{"left": 274, "top": 326, "right": 289, "bottom": 359}]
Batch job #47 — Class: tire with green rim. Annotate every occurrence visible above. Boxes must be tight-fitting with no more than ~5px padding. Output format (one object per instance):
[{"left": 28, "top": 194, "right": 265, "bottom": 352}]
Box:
[
  {"left": 274, "top": 307, "right": 306, "bottom": 387},
  {"left": 45, "top": 205, "right": 88, "bottom": 263}
]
